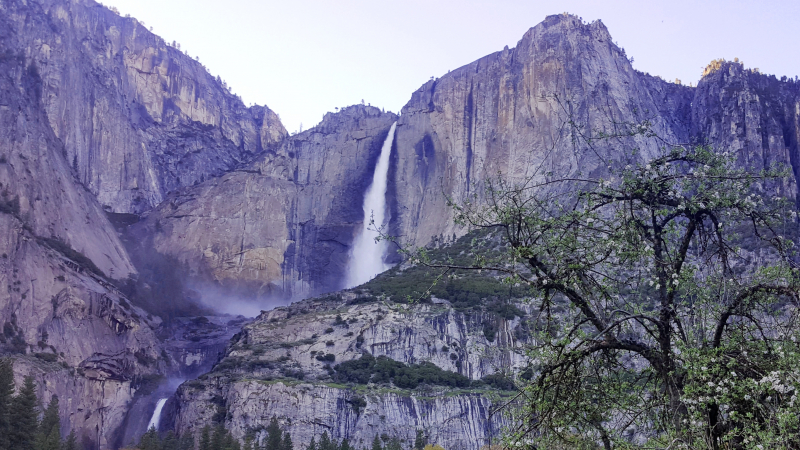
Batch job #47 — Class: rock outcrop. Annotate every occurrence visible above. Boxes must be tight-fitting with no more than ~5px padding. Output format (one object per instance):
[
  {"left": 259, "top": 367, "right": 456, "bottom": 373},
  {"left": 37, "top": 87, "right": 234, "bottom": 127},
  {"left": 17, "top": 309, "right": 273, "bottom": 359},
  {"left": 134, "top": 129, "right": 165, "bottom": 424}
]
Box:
[
  {"left": 4, "top": 0, "right": 286, "bottom": 214},
  {"left": 170, "top": 292, "right": 522, "bottom": 450}
]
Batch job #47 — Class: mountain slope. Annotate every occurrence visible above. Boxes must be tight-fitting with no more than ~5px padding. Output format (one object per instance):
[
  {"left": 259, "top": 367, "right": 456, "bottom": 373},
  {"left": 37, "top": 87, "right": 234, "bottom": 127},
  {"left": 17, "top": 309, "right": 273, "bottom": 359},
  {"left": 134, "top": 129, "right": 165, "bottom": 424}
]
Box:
[{"left": 3, "top": 0, "right": 286, "bottom": 214}]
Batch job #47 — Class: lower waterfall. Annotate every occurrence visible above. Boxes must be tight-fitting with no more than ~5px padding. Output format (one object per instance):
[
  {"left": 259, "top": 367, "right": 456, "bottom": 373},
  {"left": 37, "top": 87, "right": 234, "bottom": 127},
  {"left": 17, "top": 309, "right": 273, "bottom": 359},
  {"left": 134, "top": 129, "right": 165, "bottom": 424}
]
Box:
[
  {"left": 345, "top": 122, "right": 397, "bottom": 288},
  {"left": 147, "top": 398, "right": 168, "bottom": 431}
]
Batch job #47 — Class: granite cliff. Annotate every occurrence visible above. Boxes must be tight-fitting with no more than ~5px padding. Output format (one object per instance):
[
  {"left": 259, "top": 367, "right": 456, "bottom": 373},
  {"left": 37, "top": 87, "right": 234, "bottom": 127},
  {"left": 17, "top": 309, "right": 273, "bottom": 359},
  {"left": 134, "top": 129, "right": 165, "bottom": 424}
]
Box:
[
  {"left": 169, "top": 287, "right": 524, "bottom": 450},
  {"left": 139, "top": 14, "right": 800, "bottom": 301},
  {"left": 132, "top": 106, "right": 398, "bottom": 300},
  {"left": 1, "top": 1, "right": 800, "bottom": 448},
  {"left": 3, "top": 0, "right": 286, "bottom": 215}
]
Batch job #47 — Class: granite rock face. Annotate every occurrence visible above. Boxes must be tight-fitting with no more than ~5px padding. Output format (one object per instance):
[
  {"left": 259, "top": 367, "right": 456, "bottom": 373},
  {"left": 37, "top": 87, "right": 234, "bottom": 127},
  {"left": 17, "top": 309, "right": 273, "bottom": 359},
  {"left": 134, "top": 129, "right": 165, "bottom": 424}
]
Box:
[
  {"left": 0, "top": 6, "right": 165, "bottom": 448},
  {"left": 135, "top": 106, "right": 398, "bottom": 299},
  {"left": 691, "top": 61, "right": 799, "bottom": 201},
  {"left": 3, "top": 0, "right": 286, "bottom": 214},
  {"left": 170, "top": 294, "right": 522, "bottom": 450},
  {"left": 390, "top": 14, "right": 799, "bottom": 248}
]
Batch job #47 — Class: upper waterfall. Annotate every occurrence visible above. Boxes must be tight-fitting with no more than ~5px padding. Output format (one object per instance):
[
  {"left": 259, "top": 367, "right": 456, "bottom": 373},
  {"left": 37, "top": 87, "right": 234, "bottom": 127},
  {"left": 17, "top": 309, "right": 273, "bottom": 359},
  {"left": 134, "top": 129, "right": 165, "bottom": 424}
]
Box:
[{"left": 345, "top": 122, "right": 397, "bottom": 288}]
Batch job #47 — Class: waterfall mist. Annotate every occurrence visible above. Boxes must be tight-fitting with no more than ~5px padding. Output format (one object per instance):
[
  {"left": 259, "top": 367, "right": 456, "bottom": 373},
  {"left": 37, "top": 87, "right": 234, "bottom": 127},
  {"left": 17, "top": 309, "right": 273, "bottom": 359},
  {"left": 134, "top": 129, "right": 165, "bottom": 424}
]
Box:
[{"left": 345, "top": 122, "right": 397, "bottom": 288}]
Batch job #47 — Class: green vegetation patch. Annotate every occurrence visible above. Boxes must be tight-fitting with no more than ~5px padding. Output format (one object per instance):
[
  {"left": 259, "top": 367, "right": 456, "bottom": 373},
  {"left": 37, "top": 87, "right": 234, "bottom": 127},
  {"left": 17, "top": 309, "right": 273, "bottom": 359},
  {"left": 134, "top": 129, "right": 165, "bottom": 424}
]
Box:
[{"left": 334, "top": 354, "right": 470, "bottom": 389}]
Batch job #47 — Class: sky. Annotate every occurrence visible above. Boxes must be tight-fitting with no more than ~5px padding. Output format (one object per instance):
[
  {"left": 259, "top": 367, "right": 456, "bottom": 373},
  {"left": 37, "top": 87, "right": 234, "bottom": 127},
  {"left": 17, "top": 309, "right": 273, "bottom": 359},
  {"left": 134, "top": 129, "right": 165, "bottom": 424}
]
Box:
[{"left": 101, "top": 0, "right": 800, "bottom": 134}]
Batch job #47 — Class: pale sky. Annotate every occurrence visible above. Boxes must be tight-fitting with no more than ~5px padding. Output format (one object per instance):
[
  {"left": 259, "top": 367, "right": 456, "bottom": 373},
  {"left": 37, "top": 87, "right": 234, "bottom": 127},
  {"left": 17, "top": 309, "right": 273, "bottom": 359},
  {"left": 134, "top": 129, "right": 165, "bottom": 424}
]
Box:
[{"left": 101, "top": 0, "right": 800, "bottom": 134}]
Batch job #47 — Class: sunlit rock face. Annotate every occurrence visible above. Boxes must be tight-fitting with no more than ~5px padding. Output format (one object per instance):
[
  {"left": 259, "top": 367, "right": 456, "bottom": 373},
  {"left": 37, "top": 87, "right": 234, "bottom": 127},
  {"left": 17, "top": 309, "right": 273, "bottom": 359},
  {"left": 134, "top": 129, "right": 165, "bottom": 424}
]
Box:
[
  {"left": 690, "top": 62, "right": 800, "bottom": 202},
  {"left": 5, "top": 0, "right": 286, "bottom": 214},
  {"left": 391, "top": 14, "right": 799, "bottom": 249}
]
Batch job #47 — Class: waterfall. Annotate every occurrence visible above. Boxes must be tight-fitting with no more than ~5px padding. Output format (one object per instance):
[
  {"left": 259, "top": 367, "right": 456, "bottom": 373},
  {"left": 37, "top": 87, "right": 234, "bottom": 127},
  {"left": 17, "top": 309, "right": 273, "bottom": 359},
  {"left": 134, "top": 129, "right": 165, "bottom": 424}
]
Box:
[
  {"left": 147, "top": 398, "right": 168, "bottom": 431},
  {"left": 345, "top": 122, "right": 397, "bottom": 288}
]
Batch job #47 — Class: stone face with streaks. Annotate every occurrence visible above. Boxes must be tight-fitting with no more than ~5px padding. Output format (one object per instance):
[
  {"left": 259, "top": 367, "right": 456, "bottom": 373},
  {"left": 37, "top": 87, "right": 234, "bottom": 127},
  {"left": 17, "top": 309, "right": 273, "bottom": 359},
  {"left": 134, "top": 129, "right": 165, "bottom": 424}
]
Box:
[
  {"left": 4, "top": 0, "right": 286, "bottom": 214},
  {"left": 134, "top": 106, "right": 398, "bottom": 299},
  {"left": 170, "top": 294, "right": 523, "bottom": 450}
]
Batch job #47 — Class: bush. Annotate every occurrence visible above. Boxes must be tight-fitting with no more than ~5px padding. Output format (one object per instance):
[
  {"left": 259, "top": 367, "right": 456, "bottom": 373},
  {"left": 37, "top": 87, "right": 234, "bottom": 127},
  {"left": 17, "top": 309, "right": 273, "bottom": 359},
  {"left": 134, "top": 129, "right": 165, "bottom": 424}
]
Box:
[
  {"left": 34, "top": 353, "right": 58, "bottom": 363},
  {"left": 39, "top": 237, "right": 104, "bottom": 277},
  {"left": 481, "top": 373, "right": 516, "bottom": 391},
  {"left": 334, "top": 354, "right": 470, "bottom": 389},
  {"left": 316, "top": 353, "right": 335, "bottom": 362}
]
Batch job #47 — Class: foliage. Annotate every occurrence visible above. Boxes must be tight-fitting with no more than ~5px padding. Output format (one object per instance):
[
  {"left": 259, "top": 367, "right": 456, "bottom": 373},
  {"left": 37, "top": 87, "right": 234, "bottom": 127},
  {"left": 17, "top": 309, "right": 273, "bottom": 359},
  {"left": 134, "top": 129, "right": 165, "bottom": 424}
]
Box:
[
  {"left": 364, "top": 230, "right": 532, "bottom": 308},
  {"left": 334, "top": 354, "right": 470, "bottom": 389},
  {"left": 39, "top": 237, "right": 104, "bottom": 278},
  {"left": 9, "top": 376, "right": 38, "bottom": 450},
  {"left": 0, "top": 358, "right": 14, "bottom": 450},
  {"left": 34, "top": 396, "right": 60, "bottom": 450},
  {"left": 404, "top": 140, "right": 798, "bottom": 449}
]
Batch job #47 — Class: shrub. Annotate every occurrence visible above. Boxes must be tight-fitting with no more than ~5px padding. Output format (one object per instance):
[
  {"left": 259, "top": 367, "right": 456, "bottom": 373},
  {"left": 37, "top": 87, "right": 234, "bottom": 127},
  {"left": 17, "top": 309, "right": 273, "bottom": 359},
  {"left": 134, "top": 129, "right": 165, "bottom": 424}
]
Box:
[
  {"left": 316, "top": 353, "right": 335, "bottom": 362},
  {"left": 334, "top": 354, "right": 470, "bottom": 389}
]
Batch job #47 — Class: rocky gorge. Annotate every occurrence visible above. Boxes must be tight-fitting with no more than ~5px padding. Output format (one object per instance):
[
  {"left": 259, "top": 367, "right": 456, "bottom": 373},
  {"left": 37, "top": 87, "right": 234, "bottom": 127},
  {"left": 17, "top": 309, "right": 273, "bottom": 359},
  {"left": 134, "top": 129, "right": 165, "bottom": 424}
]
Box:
[{"left": 0, "top": 0, "right": 798, "bottom": 449}]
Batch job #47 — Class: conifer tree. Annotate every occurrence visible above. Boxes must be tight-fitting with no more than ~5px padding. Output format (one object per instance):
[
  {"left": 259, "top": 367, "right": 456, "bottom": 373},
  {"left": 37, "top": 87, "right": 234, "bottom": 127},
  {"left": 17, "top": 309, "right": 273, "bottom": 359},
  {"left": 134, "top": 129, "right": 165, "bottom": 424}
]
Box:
[
  {"left": 9, "top": 376, "right": 38, "bottom": 450},
  {"left": 242, "top": 437, "right": 254, "bottom": 450},
  {"left": 338, "top": 438, "right": 350, "bottom": 450},
  {"left": 280, "top": 431, "right": 293, "bottom": 450},
  {"left": 162, "top": 431, "right": 179, "bottom": 450},
  {"left": 178, "top": 432, "right": 195, "bottom": 450},
  {"left": 211, "top": 424, "right": 227, "bottom": 450},
  {"left": 413, "top": 431, "right": 426, "bottom": 450},
  {"left": 0, "top": 358, "right": 14, "bottom": 450},
  {"left": 306, "top": 437, "right": 317, "bottom": 450},
  {"left": 370, "top": 435, "right": 382, "bottom": 450},
  {"left": 64, "top": 430, "right": 77, "bottom": 450},
  {"left": 318, "top": 432, "right": 333, "bottom": 450},
  {"left": 385, "top": 437, "right": 401, "bottom": 450},
  {"left": 138, "top": 427, "right": 160, "bottom": 450},
  {"left": 264, "top": 417, "right": 282, "bottom": 450},
  {"left": 34, "top": 396, "right": 61, "bottom": 450},
  {"left": 199, "top": 425, "right": 212, "bottom": 450}
]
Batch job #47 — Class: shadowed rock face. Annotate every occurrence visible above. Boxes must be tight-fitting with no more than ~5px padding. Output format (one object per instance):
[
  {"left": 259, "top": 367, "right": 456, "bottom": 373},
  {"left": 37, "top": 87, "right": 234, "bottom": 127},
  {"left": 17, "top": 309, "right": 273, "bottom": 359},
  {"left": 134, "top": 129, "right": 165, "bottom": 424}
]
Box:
[
  {"left": 0, "top": 8, "right": 165, "bottom": 446},
  {"left": 691, "top": 62, "right": 800, "bottom": 202},
  {"left": 4, "top": 0, "right": 286, "bottom": 214},
  {"left": 134, "top": 106, "right": 398, "bottom": 300}
]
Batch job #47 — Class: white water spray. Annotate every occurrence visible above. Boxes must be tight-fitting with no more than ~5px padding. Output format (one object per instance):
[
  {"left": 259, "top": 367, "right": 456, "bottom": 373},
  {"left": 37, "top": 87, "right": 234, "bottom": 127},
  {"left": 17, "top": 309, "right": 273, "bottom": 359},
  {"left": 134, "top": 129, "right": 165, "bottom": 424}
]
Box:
[
  {"left": 147, "top": 398, "right": 168, "bottom": 431},
  {"left": 345, "top": 122, "right": 397, "bottom": 288}
]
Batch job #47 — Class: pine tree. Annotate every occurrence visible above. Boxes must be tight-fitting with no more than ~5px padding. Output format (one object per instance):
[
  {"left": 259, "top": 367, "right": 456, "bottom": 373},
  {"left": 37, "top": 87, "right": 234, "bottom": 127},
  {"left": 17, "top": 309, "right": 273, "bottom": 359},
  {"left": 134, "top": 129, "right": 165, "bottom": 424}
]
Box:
[
  {"left": 211, "top": 424, "right": 226, "bottom": 450},
  {"left": 385, "top": 437, "right": 401, "bottom": 450},
  {"left": 34, "top": 396, "right": 60, "bottom": 450},
  {"left": 138, "top": 426, "right": 161, "bottom": 450},
  {"left": 64, "top": 430, "right": 77, "bottom": 450},
  {"left": 200, "top": 425, "right": 212, "bottom": 450},
  {"left": 370, "top": 435, "right": 382, "bottom": 450},
  {"left": 178, "top": 432, "right": 195, "bottom": 450},
  {"left": 339, "top": 438, "right": 350, "bottom": 450},
  {"left": 0, "top": 358, "right": 15, "bottom": 450},
  {"left": 318, "top": 432, "right": 331, "bottom": 450},
  {"left": 306, "top": 437, "right": 317, "bottom": 450},
  {"left": 9, "top": 376, "right": 38, "bottom": 450},
  {"left": 413, "top": 430, "right": 426, "bottom": 450},
  {"left": 162, "top": 431, "right": 179, "bottom": 450},
  {"left": 264, "top": 417, "right": 282, "bottom": 450},
  {"left": 281, "top": 431, "right": 293, "bottom": 450}
]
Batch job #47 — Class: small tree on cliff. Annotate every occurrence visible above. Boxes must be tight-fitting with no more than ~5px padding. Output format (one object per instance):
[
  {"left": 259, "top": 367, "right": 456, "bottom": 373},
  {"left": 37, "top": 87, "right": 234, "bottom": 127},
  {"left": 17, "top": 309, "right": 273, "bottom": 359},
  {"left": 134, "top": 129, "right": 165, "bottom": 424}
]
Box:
[{"left": 403, "top": 140, "right": 799, "bottom": 448}]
